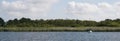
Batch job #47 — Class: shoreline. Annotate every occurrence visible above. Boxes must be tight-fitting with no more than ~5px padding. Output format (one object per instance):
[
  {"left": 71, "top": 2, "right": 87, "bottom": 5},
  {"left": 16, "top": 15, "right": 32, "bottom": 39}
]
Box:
[{"left": 1, "top": 27, "right": 120, "bottom": 32}]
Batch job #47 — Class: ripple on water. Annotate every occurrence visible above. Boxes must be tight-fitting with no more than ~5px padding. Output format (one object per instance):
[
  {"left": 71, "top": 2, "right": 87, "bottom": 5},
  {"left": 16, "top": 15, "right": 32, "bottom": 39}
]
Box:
[{"left": 0, "top": 32, "right": 120, "bottom": 41}]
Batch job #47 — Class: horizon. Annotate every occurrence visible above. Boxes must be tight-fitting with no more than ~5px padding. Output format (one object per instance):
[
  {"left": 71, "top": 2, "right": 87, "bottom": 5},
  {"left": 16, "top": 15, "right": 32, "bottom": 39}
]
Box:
[
  {"left": 0, "top": 0, "right": 120, "bottom": 21},
  {"left": 0, "top": 17, "right": 120, "bottom": 22}
]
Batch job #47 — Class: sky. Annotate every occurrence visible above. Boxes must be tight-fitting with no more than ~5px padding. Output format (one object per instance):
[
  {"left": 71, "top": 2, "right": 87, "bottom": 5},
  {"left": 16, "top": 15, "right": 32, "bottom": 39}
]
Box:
[{"left": 0, "top": 0, "right": 120, "bottom": 21}]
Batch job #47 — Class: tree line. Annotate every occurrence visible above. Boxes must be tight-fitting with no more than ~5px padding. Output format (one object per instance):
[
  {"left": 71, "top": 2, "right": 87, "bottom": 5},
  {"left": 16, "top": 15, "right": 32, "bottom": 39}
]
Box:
[{"left": 0, "top": 17, "right": 120, "bottom": 27}]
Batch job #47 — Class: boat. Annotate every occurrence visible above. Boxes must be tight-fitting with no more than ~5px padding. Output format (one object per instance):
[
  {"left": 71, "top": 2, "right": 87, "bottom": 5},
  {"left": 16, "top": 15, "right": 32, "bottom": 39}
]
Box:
[{"left": 89, "top": 30, "right": 92, "bottom": 33}]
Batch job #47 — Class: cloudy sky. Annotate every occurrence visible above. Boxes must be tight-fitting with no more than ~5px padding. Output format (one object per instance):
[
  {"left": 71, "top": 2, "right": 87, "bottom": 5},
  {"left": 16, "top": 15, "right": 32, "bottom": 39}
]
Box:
[{"left": 0, "top": 0, "right": 120, "bottom": 21}]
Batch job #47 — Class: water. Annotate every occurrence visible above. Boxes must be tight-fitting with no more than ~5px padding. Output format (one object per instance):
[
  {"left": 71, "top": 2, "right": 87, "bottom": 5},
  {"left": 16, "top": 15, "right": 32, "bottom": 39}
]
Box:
[{"left": 0, "top": 32, "right": 120, "bottom": 41}]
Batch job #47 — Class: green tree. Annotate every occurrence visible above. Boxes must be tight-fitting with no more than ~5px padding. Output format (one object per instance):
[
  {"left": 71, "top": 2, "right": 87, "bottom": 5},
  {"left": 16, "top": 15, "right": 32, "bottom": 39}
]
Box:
[{"left": 0, "top": 17, "right": 5, "bottom": 27}]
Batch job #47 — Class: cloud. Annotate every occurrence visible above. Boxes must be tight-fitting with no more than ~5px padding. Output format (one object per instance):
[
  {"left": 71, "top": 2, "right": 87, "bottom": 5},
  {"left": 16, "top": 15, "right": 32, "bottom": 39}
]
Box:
[
  {"left": 0, "top": 0, "right": 59, "bottom": 20},
  {"left": 67, "top": 1, "right": 120, "bottom": 21}
]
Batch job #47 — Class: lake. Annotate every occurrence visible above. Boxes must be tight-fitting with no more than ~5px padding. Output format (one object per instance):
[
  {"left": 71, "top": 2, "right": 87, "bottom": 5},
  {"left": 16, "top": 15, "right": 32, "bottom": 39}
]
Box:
[{"left": 0, "top": 32, "right": 120, "bottom": 41}]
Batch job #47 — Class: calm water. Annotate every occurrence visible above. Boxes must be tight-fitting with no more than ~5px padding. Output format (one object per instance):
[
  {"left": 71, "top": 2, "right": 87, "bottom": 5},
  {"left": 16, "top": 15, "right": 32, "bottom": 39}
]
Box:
[{"left": 0, "top": 32, "right": 120, "bottom": 41}]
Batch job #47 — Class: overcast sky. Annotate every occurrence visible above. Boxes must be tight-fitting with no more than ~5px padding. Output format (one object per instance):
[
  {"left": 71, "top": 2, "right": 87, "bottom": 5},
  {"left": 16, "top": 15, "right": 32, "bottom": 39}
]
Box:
[{"left": 0, "top": 0, "right": 120, "bottom": 21}]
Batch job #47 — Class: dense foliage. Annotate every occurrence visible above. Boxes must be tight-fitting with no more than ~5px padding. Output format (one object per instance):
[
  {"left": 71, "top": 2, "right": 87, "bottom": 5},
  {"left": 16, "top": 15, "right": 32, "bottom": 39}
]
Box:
[
  {"left": 0, "top": 17, "right": 120, "bottom": 27},
  {"left": 0, "top": 18, "right": 5, "bottom": 27}
]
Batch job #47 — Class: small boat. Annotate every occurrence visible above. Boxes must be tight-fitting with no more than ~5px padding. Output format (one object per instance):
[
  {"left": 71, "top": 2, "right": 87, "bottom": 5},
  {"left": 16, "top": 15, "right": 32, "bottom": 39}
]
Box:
[{"left": 88, "top": 30, "right": 92, "bottom": 33}]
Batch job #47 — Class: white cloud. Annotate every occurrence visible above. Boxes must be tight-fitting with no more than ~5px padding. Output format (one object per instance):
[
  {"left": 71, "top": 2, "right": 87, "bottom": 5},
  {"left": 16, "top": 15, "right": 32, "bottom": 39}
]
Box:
[
  {"left": 67, "top": 1, "right": 120, "bottom": 21},
  {"left": 0, "top": 0, "right": 59, "bottom": 20}
]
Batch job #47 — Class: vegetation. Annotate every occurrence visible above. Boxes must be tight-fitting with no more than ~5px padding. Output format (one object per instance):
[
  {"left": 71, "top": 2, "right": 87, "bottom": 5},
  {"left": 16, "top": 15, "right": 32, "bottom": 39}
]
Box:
[
  {"left": 0, "top": 17, "right": 120, "bottom": 32},
  {"left": 0, "top": 17, "right": 5, "bottom": 27},
  {"left": 3, "top": 17, "right": 120, "bottom": 27}
]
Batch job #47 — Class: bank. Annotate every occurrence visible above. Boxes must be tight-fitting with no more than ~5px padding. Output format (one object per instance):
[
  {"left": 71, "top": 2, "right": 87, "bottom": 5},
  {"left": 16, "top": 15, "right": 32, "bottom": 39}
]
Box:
[{"left": 0, "top": 27, "right": 120, "bottom": 32}]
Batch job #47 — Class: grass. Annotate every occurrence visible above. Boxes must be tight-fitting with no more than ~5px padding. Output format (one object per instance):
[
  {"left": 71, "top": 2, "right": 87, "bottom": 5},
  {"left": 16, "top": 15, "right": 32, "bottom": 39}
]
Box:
[{"left": 0, "top": 27, "right": 120, "bottom": 32}]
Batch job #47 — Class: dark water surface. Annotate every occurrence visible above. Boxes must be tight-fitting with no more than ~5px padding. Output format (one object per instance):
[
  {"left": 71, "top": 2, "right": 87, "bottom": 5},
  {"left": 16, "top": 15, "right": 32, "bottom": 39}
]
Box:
[{"left": 0, "top": 32, "right": 120, "bottom": 41}]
